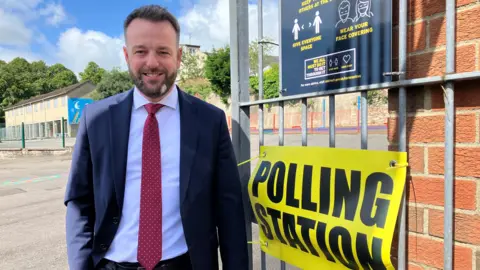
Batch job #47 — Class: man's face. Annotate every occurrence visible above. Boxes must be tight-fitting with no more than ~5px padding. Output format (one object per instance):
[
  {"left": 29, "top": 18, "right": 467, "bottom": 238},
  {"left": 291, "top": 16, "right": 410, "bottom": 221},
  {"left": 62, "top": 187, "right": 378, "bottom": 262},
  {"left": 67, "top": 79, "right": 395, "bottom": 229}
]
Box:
[
  {"left": 123, "top": 19, "right": 182, "bottom": 101},
  {"left": 339, "top": 2, "right": 350, "bottom": 21}
]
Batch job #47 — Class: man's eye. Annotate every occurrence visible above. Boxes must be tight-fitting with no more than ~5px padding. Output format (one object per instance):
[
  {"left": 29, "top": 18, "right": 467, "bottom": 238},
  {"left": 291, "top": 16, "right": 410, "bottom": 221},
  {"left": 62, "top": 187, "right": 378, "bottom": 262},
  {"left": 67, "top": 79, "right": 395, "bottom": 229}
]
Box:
[{"left": 135, "top": 51, "right": 145, "bottom": 54}]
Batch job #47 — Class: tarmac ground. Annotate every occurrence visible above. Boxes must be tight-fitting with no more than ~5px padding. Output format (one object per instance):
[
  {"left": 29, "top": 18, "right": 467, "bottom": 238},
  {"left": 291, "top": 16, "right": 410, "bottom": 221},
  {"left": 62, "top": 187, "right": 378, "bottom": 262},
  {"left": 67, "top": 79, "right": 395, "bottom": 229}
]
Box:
[{"left": 0, "top": 133, "right": 388, "bottom": 269}]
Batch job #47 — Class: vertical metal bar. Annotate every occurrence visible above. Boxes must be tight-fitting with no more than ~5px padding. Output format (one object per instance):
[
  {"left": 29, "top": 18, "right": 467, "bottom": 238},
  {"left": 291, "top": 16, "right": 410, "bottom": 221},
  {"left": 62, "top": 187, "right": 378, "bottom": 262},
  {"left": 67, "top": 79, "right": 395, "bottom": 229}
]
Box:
[
  {"left": 229, "top": 0, "right": 252, "bottom": 269},
  {"left": 21, "top": 122, "right": 25, "bottom": 148},
  {"left": 279, "top": 100, "right": 286, "bottom": 270},
  {"left": 329, "top": 94, "right": 335, "bottom": 147},
  {"left": 62, "top": 117, "right": 65, "bottom": 148},
  {"left": 302, "top": 98, "right": 308, "bottom": 146},
  {"left": 279, "top": 101, "right": 285, "bottom": 145},
  {"left": 397, "top": 0, "right": 407, "bottom": 265},
  {"left": 258, "top": 0, "right": 264, "bottom": 148},
  {"left": 257, "top": 0, "right": 266, "bottom": 269},
  {"left": 444, "top": 0, "right": 455, "bottom": 266},
  {"left": 361, "top": 91, "right": 368, "bottom": 149},
  {"left": 278, "top": 1, "right": 286, "bottom": 268}
]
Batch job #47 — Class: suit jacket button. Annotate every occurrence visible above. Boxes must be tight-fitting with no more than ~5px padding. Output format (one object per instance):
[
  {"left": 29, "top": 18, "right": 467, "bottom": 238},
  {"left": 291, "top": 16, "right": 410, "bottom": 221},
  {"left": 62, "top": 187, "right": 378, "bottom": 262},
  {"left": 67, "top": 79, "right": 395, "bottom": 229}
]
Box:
[
  {"left": 100, "top": 244, "right": 107, "bottom": 250},
  {"left": 113, "top": 217, "right": 119, "bottom": 224}
]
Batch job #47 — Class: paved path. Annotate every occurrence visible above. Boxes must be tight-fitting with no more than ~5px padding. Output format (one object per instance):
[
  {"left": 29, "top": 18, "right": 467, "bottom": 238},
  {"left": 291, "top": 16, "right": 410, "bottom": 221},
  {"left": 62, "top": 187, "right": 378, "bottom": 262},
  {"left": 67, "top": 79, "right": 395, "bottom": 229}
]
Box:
[{"left": 0, "top": 133, "right": 388, "bottom": 269}]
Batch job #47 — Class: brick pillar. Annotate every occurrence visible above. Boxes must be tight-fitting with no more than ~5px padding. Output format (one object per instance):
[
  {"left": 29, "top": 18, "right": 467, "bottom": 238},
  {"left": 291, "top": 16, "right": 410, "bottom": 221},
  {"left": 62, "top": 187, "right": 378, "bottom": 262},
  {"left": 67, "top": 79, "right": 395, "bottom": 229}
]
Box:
[{"left": 388, "top": 0, "right": 480, "bottom": 269}]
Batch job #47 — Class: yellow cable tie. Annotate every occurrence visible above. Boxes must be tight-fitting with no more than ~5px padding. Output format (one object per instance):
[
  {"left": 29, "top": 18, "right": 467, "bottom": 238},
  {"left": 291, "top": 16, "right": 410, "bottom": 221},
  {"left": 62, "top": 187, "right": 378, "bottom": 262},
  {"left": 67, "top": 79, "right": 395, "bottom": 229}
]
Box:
[
  {"left": 248, "top": 240, "right": 268, "bottom": 247},
  {"left": 237, "top": 155, "right": 260, "bottom": 167},
  {"left": 387, "top": 162, "right": 409, "bottom": 170}
]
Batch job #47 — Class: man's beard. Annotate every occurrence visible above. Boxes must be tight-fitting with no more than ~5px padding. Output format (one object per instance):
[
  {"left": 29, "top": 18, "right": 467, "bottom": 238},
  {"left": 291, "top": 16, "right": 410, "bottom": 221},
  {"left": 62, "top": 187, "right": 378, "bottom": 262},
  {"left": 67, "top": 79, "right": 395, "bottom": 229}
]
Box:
[{"left": 129, "top": 67, "right": 177, "bottom": 100}]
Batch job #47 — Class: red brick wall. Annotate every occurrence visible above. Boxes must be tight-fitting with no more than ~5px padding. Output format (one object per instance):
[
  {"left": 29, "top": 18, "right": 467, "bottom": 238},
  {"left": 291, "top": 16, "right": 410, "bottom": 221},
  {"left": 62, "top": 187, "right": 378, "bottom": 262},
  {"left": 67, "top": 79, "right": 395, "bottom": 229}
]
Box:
[{"left": 388, "top": 0, "right": 480, "bottom": 268}]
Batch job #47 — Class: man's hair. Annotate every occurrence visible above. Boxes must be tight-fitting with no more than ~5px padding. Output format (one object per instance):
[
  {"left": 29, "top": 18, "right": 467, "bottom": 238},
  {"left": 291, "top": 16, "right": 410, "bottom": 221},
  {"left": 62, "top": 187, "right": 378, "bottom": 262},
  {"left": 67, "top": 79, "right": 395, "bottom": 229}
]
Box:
[{"left": 124, "top": 5, "right": 181, "bottom": 44}]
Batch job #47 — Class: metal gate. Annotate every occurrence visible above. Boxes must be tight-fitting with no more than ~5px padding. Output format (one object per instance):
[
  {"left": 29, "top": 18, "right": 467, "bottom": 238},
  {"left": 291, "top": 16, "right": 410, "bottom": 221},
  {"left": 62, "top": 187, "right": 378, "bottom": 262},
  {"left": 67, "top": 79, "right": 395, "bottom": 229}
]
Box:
[{"left": 228, "top": 0, "right": 480, "bottom": 269}]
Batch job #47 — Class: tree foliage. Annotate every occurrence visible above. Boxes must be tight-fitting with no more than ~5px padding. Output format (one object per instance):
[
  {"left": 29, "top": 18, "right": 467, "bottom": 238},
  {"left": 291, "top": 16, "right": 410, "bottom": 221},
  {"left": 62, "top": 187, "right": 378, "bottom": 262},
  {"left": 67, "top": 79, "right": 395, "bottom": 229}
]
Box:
[
  {"left": 366, "top": 90, "right": 388, "bottom": 105},
  {"left": 0, "top": 57, "right": 78, "bottom": 123},
  {"left": 249, "top": 63, "right": 280, "bottom": 102},
  {"left": 249, "top": 37, "right": 276, "bottom": 76},
  {"left": 79, "top": 61, "right": 106, "bottom": 85},
  {"left": 179, "top": 50, "right": 204, "bottom": 81},
  {"left": 353, "top": 90, "right": 388, "bottom": 107},
  {"left": 92, "top": 67, "right": 134, "bottom": 100},
  {"left": 177, "top": 77, "right": 212, "bottom": 100},
  {"left": 203, "top": 37, "right": 279, "bottom": 106},
  {"left": 204, "top": 45, "right": 231, "bottom": 106}
]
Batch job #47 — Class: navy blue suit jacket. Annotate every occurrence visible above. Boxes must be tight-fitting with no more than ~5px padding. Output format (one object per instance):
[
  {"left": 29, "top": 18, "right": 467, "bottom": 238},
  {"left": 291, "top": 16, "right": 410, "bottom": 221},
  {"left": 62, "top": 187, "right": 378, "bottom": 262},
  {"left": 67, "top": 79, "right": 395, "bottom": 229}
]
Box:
[{"left": 64, "top": 87, "right": 249, "bottom": 270}]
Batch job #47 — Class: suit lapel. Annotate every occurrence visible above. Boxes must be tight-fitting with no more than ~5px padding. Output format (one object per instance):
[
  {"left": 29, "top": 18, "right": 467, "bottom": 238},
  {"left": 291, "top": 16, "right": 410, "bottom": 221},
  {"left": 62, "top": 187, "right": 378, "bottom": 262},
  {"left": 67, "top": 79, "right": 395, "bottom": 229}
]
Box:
[
  {"left": 178, "top": 88, "right": 198, "bottom": 206},
  {"left": 109, "top": 89, "right": 133, "bottom": 210}
]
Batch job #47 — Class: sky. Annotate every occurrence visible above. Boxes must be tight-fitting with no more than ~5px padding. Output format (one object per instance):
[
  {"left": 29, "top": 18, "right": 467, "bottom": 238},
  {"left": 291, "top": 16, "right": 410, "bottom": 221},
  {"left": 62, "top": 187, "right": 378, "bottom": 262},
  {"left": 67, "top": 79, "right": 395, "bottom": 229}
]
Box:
[{"left": 0, "top": 0, "right": 279, "bottom": 76}]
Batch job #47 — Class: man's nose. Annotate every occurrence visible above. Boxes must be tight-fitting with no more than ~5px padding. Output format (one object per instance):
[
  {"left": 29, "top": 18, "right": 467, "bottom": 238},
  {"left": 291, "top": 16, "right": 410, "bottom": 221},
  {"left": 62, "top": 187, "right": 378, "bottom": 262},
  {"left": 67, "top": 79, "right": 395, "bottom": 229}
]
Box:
[{"left": 145, "top": 52, "right": 160, "bottom": 68}]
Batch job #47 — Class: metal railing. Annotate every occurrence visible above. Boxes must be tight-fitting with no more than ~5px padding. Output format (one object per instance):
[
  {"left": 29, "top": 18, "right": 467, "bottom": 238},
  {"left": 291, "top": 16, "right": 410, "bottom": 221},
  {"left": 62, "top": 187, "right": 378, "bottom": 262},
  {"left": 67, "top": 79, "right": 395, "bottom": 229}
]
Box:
[{"left": 229, "top": 0, "right": 480, "bottom": 269}]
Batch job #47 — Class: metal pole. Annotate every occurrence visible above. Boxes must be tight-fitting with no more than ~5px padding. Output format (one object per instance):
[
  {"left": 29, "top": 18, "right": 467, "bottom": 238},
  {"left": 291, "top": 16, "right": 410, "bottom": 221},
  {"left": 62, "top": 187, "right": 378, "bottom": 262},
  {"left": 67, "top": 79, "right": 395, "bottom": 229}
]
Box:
[
  {"left": 444, "top": 0, "right": 455, "bottom": 265},
  {"left": 258, "top": 0, "right": 264, "bottom": 148},
  {"left": 302, "top": 98, "right": 308, "bottom": 146},
  {"left": 229, "top": 0, "right": 252, "bottom": 269},
  {"left": 361, "top": 91, "right": 368, "bottom": 149},
  {"left": 397, "top": 0, "right": 407, "bottom": 264},
  {"left": 279, "top": 100, "right": 286, "bottom": 270},
  {"left": 21, "top": 122, "right": 25, "bottom": 148},
  {"left": 278, "top": 1, "right": 286, "bottom": 268},
  {"left": 61, "top": 117, "right": 65, "bottom": 148},
  {"left": 329, "top": 95, "right": 335, "bottom": 147},
  {"left": 257, "top": 0, "right": 266, "bottom": 269}
]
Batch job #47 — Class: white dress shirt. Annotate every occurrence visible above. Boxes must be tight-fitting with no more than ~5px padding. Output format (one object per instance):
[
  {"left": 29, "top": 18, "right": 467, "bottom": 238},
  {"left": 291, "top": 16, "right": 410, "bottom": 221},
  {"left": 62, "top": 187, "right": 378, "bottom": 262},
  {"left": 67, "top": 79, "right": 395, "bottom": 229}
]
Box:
[{"left": 104, "top": 85, "right": 188, "bottom": 262}]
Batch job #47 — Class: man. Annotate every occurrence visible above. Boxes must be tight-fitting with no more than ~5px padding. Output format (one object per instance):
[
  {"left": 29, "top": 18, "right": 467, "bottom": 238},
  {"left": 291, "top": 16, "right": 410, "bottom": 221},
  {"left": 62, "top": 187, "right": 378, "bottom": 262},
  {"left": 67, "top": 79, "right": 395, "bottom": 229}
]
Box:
[{"left": 64, "top": 5, "right": 249, "bottom": 270}]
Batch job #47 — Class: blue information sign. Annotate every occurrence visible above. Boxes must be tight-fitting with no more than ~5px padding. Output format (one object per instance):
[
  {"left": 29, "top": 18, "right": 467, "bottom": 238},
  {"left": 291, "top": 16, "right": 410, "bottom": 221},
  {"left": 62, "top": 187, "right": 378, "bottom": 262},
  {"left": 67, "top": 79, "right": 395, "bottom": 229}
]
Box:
[
  {"left": 68, "top": 97, "right": 94, "bottom": 124},
  {"left": 280, "top": 0, "right": 392, "bottom": 96}
]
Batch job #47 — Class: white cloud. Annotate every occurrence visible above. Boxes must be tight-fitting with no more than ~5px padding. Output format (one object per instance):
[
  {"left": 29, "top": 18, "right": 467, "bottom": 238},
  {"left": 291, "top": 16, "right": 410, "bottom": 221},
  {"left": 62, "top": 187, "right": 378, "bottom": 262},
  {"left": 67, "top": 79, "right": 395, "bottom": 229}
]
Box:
[
  {"left": 39, "top": 2, "right": 67, "bottom": 26},
  {"left": 0, "top": 46, "right": 43, "bottom": 63},
  {"left": 0, "top": 9, "right": 32, "bottom": 46},
  {"left": 0, "top": 0, "right": 281, "bottom": 77},
  {"left": 0, "top": 0, "right": 43, "bottom": 12},
  {"left": 178, "top": 0, "right": 280, "bottom": 55},
  {"left": 56, "top": 28, "right": 127, "bottom": 75}
]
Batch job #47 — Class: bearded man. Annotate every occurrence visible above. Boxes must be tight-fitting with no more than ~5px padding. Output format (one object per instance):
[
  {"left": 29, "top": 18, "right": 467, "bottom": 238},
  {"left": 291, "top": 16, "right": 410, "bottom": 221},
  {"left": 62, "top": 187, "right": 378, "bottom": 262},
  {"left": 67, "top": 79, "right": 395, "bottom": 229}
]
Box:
[{"left": 64, "top": 4, "right": 249, "bottom": 270}]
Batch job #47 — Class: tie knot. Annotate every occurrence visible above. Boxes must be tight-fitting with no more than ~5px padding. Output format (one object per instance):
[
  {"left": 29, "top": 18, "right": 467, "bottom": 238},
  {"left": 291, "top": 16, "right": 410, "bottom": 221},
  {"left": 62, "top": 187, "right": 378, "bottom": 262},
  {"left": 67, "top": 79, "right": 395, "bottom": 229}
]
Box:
[{"left": 144, "top": 103, "right": 163, "bottom": 115}]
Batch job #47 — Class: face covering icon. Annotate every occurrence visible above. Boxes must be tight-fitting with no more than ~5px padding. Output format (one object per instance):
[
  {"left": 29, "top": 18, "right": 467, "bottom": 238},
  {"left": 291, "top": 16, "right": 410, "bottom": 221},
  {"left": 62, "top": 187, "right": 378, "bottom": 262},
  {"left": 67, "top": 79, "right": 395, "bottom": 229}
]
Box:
[
  {"left": 354, "top": 0, "right": 374, "bottom": 22},
  {"left": 335, "top": 0, "right": 354, "bottom": 28}
]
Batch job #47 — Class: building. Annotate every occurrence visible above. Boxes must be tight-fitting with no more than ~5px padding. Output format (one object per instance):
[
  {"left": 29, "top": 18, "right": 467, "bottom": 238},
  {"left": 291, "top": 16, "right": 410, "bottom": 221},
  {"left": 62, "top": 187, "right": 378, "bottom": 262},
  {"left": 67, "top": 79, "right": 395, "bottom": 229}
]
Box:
[
  {"left": 3, "top": 81, "right": 96, "bottom": 140},
  {"left": 177, "top": 43, "right": 208, "bottom": 82}
]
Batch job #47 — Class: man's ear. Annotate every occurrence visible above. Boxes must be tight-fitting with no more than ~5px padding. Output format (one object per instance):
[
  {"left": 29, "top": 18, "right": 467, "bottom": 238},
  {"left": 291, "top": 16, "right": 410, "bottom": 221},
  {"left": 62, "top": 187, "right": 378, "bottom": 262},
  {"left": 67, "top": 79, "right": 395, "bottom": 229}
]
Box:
[
  {"left": 177, "top": 46, "right": 183, "bottom": 69},
  {"left": 123, "top": 46, "right": 129, "bottom": 63}
]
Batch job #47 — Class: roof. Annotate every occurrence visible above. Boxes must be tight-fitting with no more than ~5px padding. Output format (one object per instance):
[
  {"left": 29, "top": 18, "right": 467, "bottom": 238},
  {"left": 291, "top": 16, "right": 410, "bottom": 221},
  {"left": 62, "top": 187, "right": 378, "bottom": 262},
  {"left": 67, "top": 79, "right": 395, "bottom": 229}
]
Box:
[
  {"left": 180, "top": 43, "right": 201, "bottom": 48},
  {"left": 4, "top": 81, "right": 95, "bottom": 110}
]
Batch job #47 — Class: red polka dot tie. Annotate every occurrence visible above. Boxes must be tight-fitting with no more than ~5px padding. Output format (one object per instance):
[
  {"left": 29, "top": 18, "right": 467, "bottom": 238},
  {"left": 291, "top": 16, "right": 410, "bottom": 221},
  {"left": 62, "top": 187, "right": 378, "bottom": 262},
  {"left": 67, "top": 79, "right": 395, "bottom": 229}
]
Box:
[{"left": 137, "top": 103, "right": 164, "bottom": 270}]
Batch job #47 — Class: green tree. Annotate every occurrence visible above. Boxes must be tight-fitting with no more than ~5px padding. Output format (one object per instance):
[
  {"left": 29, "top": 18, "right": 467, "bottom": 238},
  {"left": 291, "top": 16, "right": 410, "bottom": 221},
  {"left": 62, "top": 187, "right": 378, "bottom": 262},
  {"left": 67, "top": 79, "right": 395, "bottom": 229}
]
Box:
[
  {"left": 79, "top": 61, "right": 106, "bottom": 85},
  {"left": 249, "top": 37, "right": 276, "bottom": 76},
  {"left": 249, "top": 63, "right": 280, "bottom": 99},
  {"left": 179, "top": 50, "right": 204, "bottom": 81},
  {"left": 47, "top": 63, "right": 78, "bottom": 89},
  {"left": 177, "top": 77, "right": 212, "bottom": 100},
  {"left": 0, "top": 57, "right": 78, "bottom": 123},
  {"left": 353, "top": 91, "right": 388, "bottom": 107},
  {"left": 0, "top": 58, "right": 36, "bottom": 107},
  {"left": 204, "top": 45, "right": 231, "bottom": 106},
  {"left": 94, "top": 67, "right": 134, "bottom": 100}
]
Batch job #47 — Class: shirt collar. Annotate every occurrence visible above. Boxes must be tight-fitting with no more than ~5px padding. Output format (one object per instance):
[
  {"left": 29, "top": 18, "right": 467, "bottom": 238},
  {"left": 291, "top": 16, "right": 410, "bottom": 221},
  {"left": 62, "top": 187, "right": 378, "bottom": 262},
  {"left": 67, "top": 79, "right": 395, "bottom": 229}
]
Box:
[{"left": 133, "top": 84, "right": 178, "bottom": 111}]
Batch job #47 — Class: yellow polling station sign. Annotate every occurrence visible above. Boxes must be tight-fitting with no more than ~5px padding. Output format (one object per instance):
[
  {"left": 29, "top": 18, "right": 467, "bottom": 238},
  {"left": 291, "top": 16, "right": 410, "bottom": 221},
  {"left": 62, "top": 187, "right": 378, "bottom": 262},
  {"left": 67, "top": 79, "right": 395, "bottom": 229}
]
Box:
[{"left": 248, "top": 145, "right": 407, "bottom": 270}]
